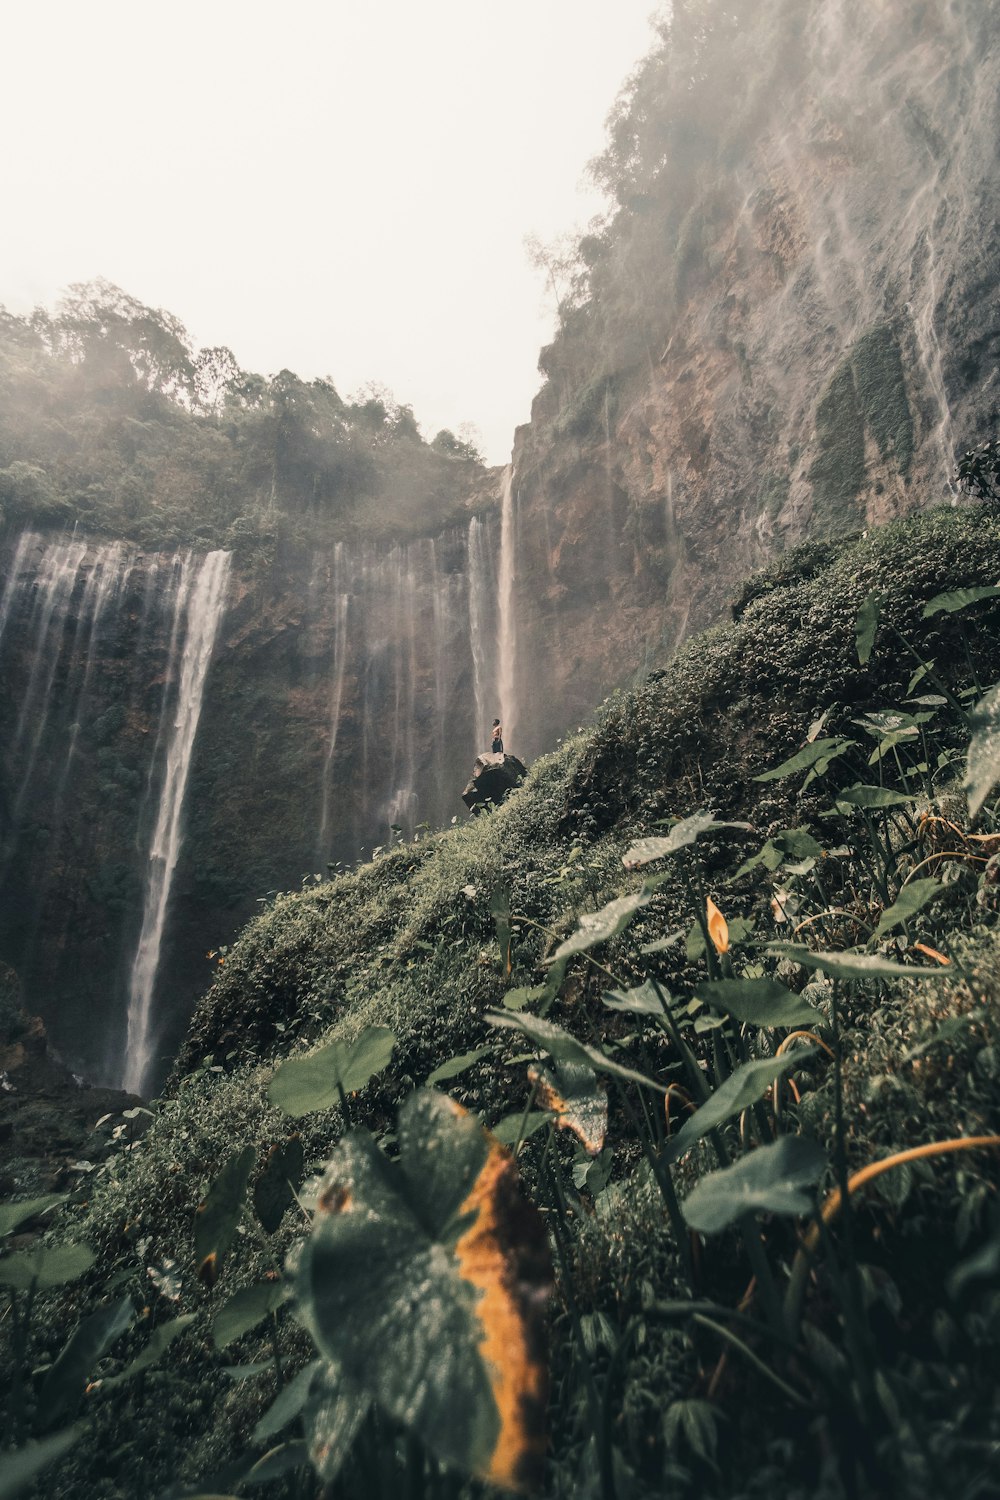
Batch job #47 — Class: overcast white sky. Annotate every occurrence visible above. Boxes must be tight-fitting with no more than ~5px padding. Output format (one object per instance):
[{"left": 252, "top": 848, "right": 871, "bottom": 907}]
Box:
[{"left": 1, "top": 1, "right": 663, "bottom": 463}]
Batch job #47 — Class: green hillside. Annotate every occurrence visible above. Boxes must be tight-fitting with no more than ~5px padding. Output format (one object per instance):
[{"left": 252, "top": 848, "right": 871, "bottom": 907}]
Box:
[{"left": 3, "top": 506, "right": 1000, "bottom": 1500}]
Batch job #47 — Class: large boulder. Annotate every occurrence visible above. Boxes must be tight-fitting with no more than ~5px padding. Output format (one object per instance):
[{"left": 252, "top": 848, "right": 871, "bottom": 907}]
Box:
[{"left": 461, "top": 753, "right": 527, "bottom": 813}]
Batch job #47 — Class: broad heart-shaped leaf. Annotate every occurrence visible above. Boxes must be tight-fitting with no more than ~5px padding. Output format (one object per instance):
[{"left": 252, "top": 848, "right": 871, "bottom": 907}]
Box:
[
  {"left": 0, "top": 1193, "right": 66, "bottom": 1240},
  {"left": 694, "top": 978, "right": 822, "bottom": 1029},
  {"left": 252, "top": 1359, "right": 322, "bottom": 1446},
  {"left": 303, "top": 1362, "right": 371, "bottom": 1486},
  {"left": 552, "top": 889, "right": 651, "bottom": 960},
  {"left": 872, "top": 878, "right": 941, "bottom": 939},
  {"left": 922, "top": 585, "right": 1000, "bottom": 617},
  {"left": 291, "top": 1090, "right": 551, "bottom": 1491},
  {"left": 528, "top": 1061, "right": 607, "bottom": 1156},
  {"left": 836, "top": 784, "right": 913, "bottom": 811},
  {"left": 665, "top": 1053, "right": 814, "bottom": 1164},
  {"left": 195, "top": 1146, "right": 257, "bottom": 1287},
  {"left": 753, "top": 738, "right": 854, "bottom": 783},
  {"left": 487, "top": 1011, "right": 665, "bottom": 1092},
  {"left": 269, "top": 1026, "right": 396, "bottom": 1118},
  {"left": 39, "top": 1295, "right": 134, "bottom": 1422},
  {"left": 253, "top": 1137, "right": 305, "bottom": 1235},
  {"left": 489, "top": 1111, "right": 550, "bottom": 1147},
  {"left": 0, "top": 1425, "right": 82, "bottom": 1500},
  {"left": 98, "top": 1314, "right": 196, "bottom": 1390},
  {"left": 0, "top": 1241, "right": 94, "bottom": 1291},
  {"left": 427, "top": 1047, "right": 492, "bottom": 1086},
  {"left": 965, "top": 681, "right": 1000, "bottom": 818},
  {"left": 769, "top": 942, "right": 948, "bottom": 981},
  {"left": 603, "top": 981, "right": 670, "bottom": 1018},
  {"left": 213, "top": 1279, "right": 285, "bottom": 1351},
  {"left": 681, "top": 1135, "right": 827, "bottom": 1233},
  {"left": 856, "top": 589, "right": 883, "bottom": 665},
  {"left": 622, "top": 811, "right": 751, "bottom": 868}
]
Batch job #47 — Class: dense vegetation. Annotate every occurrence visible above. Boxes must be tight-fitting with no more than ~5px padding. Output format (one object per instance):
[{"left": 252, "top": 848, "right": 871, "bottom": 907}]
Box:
[
  {"left": 0, "top": 281, "right": 488, "bottom": 553},
  {"left": 3, "top": 505, "right": 1000, "bottom": 1499}
]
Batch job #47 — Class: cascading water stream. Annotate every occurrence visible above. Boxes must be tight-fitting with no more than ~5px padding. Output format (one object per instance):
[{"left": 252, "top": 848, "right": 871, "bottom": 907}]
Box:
[
  {"left": 466, "top": 516, "right": 496, "bottom": 752},
  {"left": 496, "top": 465, "right": 517, "bottom": 750},
  {"left": 10, "top": 541, "right": 89, "bottom": 817},
  {"left": 124, "top": 549, "right": 231, "bottom": 1095},
  {"left": 317, "top": 542, "right": 351, "bottom": 860}
]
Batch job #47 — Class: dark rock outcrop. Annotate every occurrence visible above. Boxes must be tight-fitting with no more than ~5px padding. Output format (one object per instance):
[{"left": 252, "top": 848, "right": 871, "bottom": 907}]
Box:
[{"left": 461, "top": 754, "right": 527, "bottom": 812}]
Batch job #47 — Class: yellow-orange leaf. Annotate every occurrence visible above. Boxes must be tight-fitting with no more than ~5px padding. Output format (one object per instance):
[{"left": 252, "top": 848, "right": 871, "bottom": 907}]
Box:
[
  {"left": 912, "top": 942, "right": 950, "bottom": 965},
  {"left": 706, "top": 896, "right": 729, "bottom": 954}
]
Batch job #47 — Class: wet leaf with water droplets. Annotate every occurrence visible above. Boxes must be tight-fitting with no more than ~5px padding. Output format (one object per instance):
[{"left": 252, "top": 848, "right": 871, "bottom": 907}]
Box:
[{"left": 292, "top": 1090, "right": 551, "bottom": 1491}]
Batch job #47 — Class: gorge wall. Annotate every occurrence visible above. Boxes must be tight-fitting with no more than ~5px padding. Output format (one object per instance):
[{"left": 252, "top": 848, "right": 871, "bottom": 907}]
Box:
[
  {"left": 2, "top": 0, "right": 999, "bottom": 1089},
  {"left": 505, "top": 0, "right": 1000, "bottom": 756}
]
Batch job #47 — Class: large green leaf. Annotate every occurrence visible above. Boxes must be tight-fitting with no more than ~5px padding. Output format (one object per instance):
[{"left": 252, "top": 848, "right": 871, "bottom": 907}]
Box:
[
  {"left": 965, "top": 682, "right": 1000, "bottom": 819},
  {"left": 213, "top": 1279, "right": 285, "bottom": 1351},
  {"left": 682, "top": 1135, "right": 828, "bottom": 1233},
  {"left": 489, "top": 1111, "right": 550, "bottom": 1147},
  {"left": 694, "top": 978, "right": 822, "bottom": 1029},
  {"left": 0, "top": 1241, "right": 95, "bottom": 1291},
  {"left": 0, "top": 1194, "right": 66, "bottom": 1240},
  {"left": 855, "top": 590, "right": 883, "bottom": 665},
  {"left": 427, "top": 1047, "right": 491, "bottom": 1086},
  {"left": 603, "top": 981, "right": 670, "bottom": 1018},
  {"left": 622, "top": 812, "right": 751, "bottom": 868},
  {"left": 753, "top": 738, "right": 854, "bottom": 783},
  {"left": 252, "top": 1359, "right": 322, "bottom": 1446},
  {"left": 769, "top": 943, "right": 948, "bottom": 981},
  {"left": 922, "top": 585, "right": 1000, "bottom": 617},
  {"left": 195, "top": 1146, "right": 257, "bottom": 1286},
  {"left": 39, "top": 1296, "right": 134, "bottom": 1421},
  {"left": 552, "top": 890, "right": 651, "bottom": 960},
  {"left": 487, "top": 1011, "right": 665, "bottom": 1091},
  {"left": 269, "top": 1026, "right": 396, "bottom": 1117},
  {"left": 99, "top": 1314, "right": 197, "bottom": 1390},
  {"left": 529, "top": 1061, "right": 607, "bottom": 1156},
  {"left": 302, "top": 1363, "right": 371, "bottom": 1485},
  {"left": 291, "top": 1089, "right": 550, "bottom": 1490},
  {"left": 872, "top": 878, "right": 941, "bottom": 939},
  {"left": 665, "top": 1053, "right": 814, "bottom": 1163},
  {"left": 836, "top": 784, "right": 912, "bottom": 810},
  {"left": 0, "top": 1426, "right": 81, "bottom": 1500},
  {"left": 253, "top": 1137, "right": 305, "bottom": 1235}
]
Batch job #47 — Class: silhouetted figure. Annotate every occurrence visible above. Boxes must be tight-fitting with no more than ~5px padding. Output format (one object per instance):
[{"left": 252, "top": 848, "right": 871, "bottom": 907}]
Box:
[{"left": 491, "top": 718, "right": 504, "bottom": 755}]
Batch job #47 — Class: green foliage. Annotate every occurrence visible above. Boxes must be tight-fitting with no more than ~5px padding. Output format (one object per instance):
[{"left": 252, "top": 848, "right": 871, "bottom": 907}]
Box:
[
  {"left": 291, "top": 1089, "right": 549, "bottom": 1488},
  {"left": 681, "top": 1135, "right": 827, "bottom": 1233},
  {"left": 0, "top": 284, "right": 486, "bottom": 549},
  {"left": 268, "top": 1026, "right": 396, "bottom": 1117},
  {"left": 193, "top": 1146, "right": 257, "bottom": 1286},
  {"left": 966, "top": 681, "right": 1000, "bottom": 817}
]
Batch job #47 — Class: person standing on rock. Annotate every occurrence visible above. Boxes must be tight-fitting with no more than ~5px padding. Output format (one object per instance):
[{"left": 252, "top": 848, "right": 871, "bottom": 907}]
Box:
[{"left": 491, "top": 718, "right": 504, "bottom": 755}]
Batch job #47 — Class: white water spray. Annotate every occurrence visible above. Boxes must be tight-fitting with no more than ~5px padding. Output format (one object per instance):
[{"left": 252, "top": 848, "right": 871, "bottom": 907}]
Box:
[
  {"left": 496, "top": 465, "right": 517, "bottom": 750},
  {"left": 124, "top": 549, "right": 231, "bottom": 1094},
  {"left": 317, "top": 542, "right": 351, "bottom": 858}
]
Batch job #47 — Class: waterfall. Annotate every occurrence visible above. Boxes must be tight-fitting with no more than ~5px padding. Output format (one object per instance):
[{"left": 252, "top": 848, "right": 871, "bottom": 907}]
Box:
[
  {"left": 496, "top": 465, "right": 518, "bottom": 750},
  {"left": 51, "top": 542, "right": 133, "bottom": 819},
  {"left": 317, "top": 542, "right": 351, "bottom": 860},
  {"left": 467, "top": 516, "right": 496, "bottom": 753},
  {"left": 124, "top": 549, "right": 231, "bottom": 1095}
]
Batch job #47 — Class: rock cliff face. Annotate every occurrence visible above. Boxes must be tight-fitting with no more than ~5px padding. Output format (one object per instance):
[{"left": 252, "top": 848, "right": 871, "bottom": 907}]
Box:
[{"left": 504, "top": 0, "right": 1000, "bottom": 757}]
